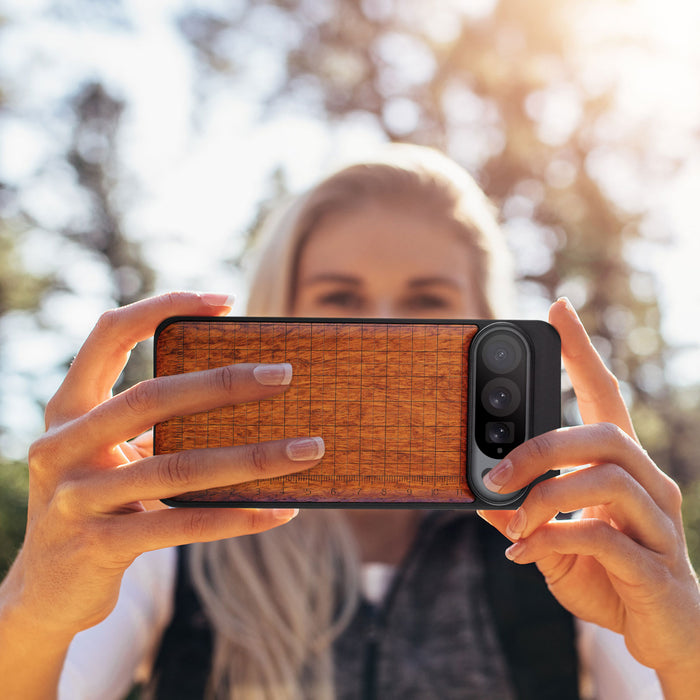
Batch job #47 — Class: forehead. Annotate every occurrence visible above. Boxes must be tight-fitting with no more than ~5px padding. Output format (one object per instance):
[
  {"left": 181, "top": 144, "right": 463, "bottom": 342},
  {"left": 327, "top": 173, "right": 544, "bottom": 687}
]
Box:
[{"left": 298, "top": 202, "right": 472, "bottom": 280}]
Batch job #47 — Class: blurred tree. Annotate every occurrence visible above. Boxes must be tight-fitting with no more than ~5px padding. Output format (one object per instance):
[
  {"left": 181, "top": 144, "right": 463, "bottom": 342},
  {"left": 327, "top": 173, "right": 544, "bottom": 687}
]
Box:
[
  {"left": 0, "top": 18, "right": 155, "bottom": 568},
  {"left": 0, "top": 208, "right": 54, "bottom": 317},
  {"left": 61, "top": 80, "right": 156, "bottom": 391},
  {"left": 0, "top": 78, "right": 155, "bottom": 456},
  {"left": 0, "top": 459, "right": 28, "bottom": 577},
  {"left": 682, "top": 476, "right": 700, "bottom": 571},
  {"left": 176, "top": 0, "right": 700, "bottom": 493},
  {"left": 0, "top": 11, "right": 45, "bottom": 572},
  {"left": 0, "top": 0, "right": 698, "bottom": 573},
  {"left": 0, "top": 197, "right": 45, "bottom": 577}
]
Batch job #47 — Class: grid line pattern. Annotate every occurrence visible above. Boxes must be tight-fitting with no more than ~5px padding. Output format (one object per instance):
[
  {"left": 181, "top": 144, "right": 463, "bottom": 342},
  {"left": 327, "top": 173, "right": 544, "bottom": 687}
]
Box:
[{"left": 155, "top": 320, "right": 478, "bottom": 504}]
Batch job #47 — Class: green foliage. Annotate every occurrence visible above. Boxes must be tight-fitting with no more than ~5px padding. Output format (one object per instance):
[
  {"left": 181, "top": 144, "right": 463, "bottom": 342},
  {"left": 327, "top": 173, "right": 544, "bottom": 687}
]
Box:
[
  {"left": 0, "top": 225, "right": 54, "bottom": 316},
  {"left": 682, "top": 479, "right": 700, "bottom": 572},
  {"left": 0, "top": 460, "right": 28, "bottom": 577}
]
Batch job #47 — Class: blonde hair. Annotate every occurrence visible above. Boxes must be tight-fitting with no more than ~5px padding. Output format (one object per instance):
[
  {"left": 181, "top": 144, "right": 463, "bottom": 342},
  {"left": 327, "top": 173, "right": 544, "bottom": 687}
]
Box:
[
  {"left": 246, "top": 143, "right": 514, "bottom": 318},
  {"left": 189, "top": 512, "right": 359, "bottom": 700},
  {"left": 188, "top": 144, "right": 514, "bottom": 699}
]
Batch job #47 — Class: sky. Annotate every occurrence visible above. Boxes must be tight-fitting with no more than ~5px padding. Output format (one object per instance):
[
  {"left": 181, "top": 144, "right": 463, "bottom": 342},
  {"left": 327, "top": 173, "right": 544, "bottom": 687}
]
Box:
[{"left": 1, "top": 0, "right": 700, "bottom": 456}]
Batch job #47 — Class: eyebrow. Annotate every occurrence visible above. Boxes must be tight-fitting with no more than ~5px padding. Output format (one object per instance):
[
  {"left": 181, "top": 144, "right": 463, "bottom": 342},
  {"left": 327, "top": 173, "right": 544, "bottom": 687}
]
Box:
[
  {"left": 301, "top": 273, "right": 362, "bottom": 286},
  {"left": 407, "top": 277, "right": 462, "bottom": 290},
  {"left": 301, "top": 274, "right": 462, "bottom": 289}
]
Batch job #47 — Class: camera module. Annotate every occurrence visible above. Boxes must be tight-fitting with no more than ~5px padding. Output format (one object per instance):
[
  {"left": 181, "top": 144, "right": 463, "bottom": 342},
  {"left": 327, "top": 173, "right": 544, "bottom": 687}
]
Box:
[
  {"left": 470, "top": 323, "right": 531, "bottom": 463},
  {"left": 467, "top": 320, "right": 560, "bottom": 507}
]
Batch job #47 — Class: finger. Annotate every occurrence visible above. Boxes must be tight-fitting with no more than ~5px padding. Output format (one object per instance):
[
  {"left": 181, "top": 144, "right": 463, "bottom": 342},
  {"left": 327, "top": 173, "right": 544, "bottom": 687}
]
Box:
[
  {"left": 47, "top": 292, "right": 235, "bottom": 424},
  {"left": 476, "top": 509, "right": 516, "bottom": 539},
  {"left": 119, "top": 441, "right": 144, "bottom": 462},
  {"left": 548, "top": 298, "right": 636, "bottom": 439},
  {"left": 120, "top": 431, "right": 152, "bottom": 461},
  {"left": 109, "top": 506, "right": 301, "bottom": 557},
  {"left": 483, "top": 423, "right": 681, "bottom": 514},
  {"left": 84, "top": 437, "right": 325, "bottom": 508},
  {"left": 70, "top": 362, "right": 293, "bottom": 452},
  {"left": 128, "top": 430, "right": 153, "bottom": 459},
  {"left": 504, "top": 464, "right": 676, "bottom": 554},
  {"left": 504, "top": 518, "right": 663, "bottom": 588}
]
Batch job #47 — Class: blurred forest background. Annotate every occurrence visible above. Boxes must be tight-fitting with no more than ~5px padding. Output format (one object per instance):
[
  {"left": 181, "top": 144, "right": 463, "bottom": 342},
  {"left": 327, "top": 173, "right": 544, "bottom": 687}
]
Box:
[{"left": 1, "top": 0, "right": 700, "bottom": 574}]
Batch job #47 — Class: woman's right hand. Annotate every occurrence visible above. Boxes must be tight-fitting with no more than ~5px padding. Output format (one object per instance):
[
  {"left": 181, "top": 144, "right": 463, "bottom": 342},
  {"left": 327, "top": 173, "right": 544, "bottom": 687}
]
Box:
[{"left": 1, "top": 292, "right": 324, "bottom": 642}]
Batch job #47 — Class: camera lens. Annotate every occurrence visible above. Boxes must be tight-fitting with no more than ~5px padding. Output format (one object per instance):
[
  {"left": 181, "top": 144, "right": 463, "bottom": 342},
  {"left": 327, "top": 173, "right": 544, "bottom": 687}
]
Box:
[
  {"left": 486, "top": 421, "right": 514, "bottom": 444},
  {"left": 481, "top": 378, "right": 521, "bottom": 417},
  {"left": 489, "top": 387, "right": 511, "bottom": 411},
  {"left": 482, "top": 334, "right": 522, "bottom": 374}
]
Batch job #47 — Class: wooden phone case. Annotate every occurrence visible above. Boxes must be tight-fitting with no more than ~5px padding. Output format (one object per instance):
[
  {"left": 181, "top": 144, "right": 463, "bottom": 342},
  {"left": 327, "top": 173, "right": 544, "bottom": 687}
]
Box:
[{"left": 153, "top": 317, "right": 560, "bottom": 508}]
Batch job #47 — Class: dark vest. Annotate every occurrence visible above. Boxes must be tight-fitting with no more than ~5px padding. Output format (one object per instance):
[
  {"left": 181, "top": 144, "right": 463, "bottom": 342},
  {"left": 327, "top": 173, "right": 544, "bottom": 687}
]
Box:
[{"left": 148, "top": 513, "right": 579, "bottom": 699}]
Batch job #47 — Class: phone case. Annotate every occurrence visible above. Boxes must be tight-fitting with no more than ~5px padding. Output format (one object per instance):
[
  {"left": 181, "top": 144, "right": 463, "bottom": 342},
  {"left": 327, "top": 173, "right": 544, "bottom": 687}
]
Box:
[{"left": 153, "top": 317, "right": 560, "bottom": 509}]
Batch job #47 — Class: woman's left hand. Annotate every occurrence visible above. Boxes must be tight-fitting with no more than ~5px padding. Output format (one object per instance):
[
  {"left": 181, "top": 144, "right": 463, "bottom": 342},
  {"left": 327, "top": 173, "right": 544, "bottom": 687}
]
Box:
[{"left": 478, "top": 298, "right": 700, "bottom": 697}]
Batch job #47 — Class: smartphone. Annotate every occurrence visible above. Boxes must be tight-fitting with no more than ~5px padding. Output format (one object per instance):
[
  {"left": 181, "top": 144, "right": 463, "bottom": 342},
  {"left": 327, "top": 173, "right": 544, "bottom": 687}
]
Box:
[{"left": 153, "top": 317, "right": 560, "bottom": 509}]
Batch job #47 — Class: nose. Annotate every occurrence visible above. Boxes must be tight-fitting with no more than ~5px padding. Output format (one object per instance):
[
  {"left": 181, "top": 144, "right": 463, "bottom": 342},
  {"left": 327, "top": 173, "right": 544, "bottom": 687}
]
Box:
[{"left": 365, "top": 300, "right": 396, "bottom": 318}]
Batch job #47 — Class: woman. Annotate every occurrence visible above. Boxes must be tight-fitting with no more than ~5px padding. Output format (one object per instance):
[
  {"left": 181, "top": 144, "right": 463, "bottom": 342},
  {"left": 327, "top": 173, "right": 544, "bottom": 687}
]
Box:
[{"left": 0, "top": 145, "right": 698, "bottom": 699}]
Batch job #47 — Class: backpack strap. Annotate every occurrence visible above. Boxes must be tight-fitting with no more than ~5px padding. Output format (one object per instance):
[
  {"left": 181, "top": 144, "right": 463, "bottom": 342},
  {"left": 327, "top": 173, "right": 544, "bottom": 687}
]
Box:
[{"left": 477, "top": 516, "right": 580, "bottom": 700}]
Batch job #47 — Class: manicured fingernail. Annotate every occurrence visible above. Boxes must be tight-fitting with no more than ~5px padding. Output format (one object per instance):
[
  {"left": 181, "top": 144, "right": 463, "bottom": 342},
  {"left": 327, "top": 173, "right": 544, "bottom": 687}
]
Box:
[
  {"left": 273, "top": 508, "right": 299, "bottom": 521},
  {"left": 483, "top": 460, "right": 512, "bottom": 493},
  {"left": 506, "top": 509, "right": 527, "bottom": 540},
  {"left": 557, "top": 296, "right": 578, "bottom": 319},
  {"left": 505, "top": 541, "right": 527, "bottom": 561},
  {"left": 199, "top": 293, "right": 236, "bottom": 308},
  {"left": 286, "top": 437, "right": 325, "bottom": 461},
  {"left": 254, "top": 363, "right": 293, "bottom": 386}
]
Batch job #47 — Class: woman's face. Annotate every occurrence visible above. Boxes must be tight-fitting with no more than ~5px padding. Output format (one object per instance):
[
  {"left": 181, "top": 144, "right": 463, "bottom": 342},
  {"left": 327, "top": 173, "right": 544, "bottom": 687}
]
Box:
[{"left": 293, "top": 202, "right": 484, "bottom": 319}]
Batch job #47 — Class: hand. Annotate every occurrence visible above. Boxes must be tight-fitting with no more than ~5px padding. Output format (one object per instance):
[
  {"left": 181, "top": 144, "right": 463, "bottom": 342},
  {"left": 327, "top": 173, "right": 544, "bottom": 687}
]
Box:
[
  {"left": 478, "top": 298, "right": 700, "bottom": 692},
  {"left": 3, "top": 292, "right": 324, "bottom": 640}
]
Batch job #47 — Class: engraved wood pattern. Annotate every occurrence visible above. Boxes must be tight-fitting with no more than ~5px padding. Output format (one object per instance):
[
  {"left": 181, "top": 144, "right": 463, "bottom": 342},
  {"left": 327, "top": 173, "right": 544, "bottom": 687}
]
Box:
[{"left": 154, "top": 319, "right": 478, "bottom": 504}]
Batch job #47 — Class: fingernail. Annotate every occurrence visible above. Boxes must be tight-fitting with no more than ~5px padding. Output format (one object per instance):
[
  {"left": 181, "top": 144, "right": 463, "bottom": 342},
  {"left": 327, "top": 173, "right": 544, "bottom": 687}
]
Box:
[
  {"left": 505, "top": 541, "right": 527, "bottom": 561},
  {"left": 483, "top": 460, "right": 512, "bottom": 493},
  {"left": 286, "top": 437, "right": 325, "bottom": 461},
  {"left": 557, "top": 296, "right": 578, "bottom": 319},
  {"left": 273, "top": 508, "right": 299, "bottom": 521},
  {"left": 199, "top": 293, "right": 236, "bottom": 308},
  {"left": 254, "top": 363, "right": 293, "bottom": 386},
  {"left": 506, "top": 509, "right": 527, "bottom": 540}
]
